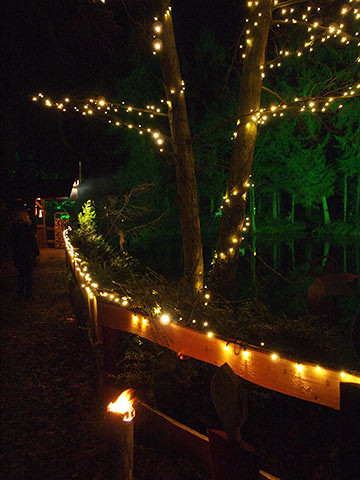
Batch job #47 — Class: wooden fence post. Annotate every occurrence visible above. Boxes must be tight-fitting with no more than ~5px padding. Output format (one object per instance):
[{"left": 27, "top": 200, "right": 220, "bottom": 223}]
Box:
[
  {"left": 106, "top": 390, "right": 135, "bottom": 480},
  {"left": 340, "top": 382, "right": 360, "bottom": 479}
]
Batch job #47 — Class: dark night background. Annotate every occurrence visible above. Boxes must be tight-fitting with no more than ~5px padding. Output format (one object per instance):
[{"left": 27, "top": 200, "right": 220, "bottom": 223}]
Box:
[
  {"left": 2, "top": 0, "right": 129, "bottom": 187},
  {"left": 1, "top": 2, "right": 360, "bottom": 479},
  {"left": 2, "top": 0, "right": 360, "bottom": 291},
  {"left": 2, "top": 0, "right": 358, "bottom": 217},
  {"left": 1, "top": 0, "right": 359, "bottom": 295},
  {"left": 0, "top": 0, "right": 242, "bottom": 190}
]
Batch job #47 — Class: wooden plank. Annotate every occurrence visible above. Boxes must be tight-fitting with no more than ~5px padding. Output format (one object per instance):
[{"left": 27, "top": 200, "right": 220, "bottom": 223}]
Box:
[
  {"left": 104, "top": 387, "right": 280, "bottom": 480},
  {"left": 97, "top": 301, "right": 360, "bottom": 410},
  {"left": 136, "top": 400, "right": 211, "bottom": 474}
]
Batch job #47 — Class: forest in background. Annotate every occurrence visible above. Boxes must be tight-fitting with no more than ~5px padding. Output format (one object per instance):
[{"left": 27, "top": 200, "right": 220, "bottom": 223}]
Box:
[
  {"left": 2, "top": 0, "right": 359, "bottom": 237},
  {"left": 1, "top": 3, "right": 359, "bottom": 477}
]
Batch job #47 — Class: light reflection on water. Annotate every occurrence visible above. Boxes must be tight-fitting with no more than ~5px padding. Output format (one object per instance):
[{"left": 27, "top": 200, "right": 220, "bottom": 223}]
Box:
[{"left": 252, "top": 235, "right": 360, "bottom": 275}]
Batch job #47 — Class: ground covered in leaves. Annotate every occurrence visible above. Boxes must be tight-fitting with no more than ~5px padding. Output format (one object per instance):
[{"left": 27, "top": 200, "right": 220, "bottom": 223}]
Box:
[{"left": 0, "top": 249, "right": 206, "bottom": 480}]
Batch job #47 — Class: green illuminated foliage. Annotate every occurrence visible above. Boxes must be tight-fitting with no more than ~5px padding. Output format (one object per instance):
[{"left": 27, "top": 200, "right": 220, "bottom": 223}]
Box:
[{"left": 72, "top": 200, "right": 112, "bottom": 260}]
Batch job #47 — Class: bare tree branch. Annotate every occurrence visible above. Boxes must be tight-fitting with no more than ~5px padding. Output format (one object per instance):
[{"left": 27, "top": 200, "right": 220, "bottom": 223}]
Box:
[
  {"left": 273, "top": 0, "right": 308, "bottom": 11},
  {"left": 262, "top": 85, "right": 286, "bottom": 103}
]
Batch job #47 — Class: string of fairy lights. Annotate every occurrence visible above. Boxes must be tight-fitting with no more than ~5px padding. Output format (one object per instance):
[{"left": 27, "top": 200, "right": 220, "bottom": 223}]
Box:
[
  {"left": 212, "top": 0, "right": 360, "bottom": 265},
  {"left": 63, "top": 227, "right": 359, "bottom": 383},
  {"left": 215, "top": 87, "right": 360, "bottom": 263},
  {"left": 32, "top": 81, "right": 359, "bottom": 150},
  {"left": 32, "top": 1, "right": 359, "bottom": 152},
  {"left": 37, "top": 0, "right": 359, "bottom": 344},
  {"left": 241, "top": 0, "right": 360, "bottom": 68},
  {"left": 214, "top": 88, "right": 360, "bottom": 262},
  {"left": 63, "top": 227, "right": 214, "bottom": 333},
  {"left": 31, "top": 94, "right": 168, "bottom": 152}
]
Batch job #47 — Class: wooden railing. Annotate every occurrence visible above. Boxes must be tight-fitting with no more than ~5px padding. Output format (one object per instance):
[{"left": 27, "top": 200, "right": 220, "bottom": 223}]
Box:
[
  {"left": 98, "top": 301, "right": 360, "bottom": 410},
  {"left": 64, "top": 230, "right": 360, "bottom": 478},
  {"left": 64, "top": 231, "right": 360, "bottom": 411}
]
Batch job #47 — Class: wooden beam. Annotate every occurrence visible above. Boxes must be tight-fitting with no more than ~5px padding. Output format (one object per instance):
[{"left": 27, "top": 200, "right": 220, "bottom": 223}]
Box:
[{"left": 97, "top": 301, "right": 360, "bottom": 410}]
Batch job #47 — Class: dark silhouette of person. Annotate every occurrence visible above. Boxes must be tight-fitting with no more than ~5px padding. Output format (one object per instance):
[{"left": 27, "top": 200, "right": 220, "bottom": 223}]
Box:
[{"left": 9, "top": 208, "right": 39, "bottom": 298}]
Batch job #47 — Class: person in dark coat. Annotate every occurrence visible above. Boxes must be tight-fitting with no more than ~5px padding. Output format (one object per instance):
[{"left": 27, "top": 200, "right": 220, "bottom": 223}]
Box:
[{"left": 9, "top": 208, "right": 39, "bottom": 298}]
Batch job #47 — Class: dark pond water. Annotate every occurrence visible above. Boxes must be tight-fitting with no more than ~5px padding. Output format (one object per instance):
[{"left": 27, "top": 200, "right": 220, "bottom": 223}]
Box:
[
  {"left": 240, "top": 235, "right": 360, "bottom": 318},
  {"left": 251, "top": 235, "right": 360, "bottom": 276},
  {"left": 140, "top": 233, "right": 360, "bottom": 369},
  {"left": 142, "top": 233, "right": 360, "bottom": 294}
]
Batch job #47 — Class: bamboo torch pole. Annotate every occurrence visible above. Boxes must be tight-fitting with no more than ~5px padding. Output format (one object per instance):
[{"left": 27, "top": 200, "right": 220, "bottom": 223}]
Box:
[{"left": 106, "top": 389, "right": 135, "bottom": 480}]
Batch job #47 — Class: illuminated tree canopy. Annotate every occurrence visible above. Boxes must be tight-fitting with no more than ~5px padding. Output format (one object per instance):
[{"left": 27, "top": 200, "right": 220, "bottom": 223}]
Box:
[{"left": 6, "top": 0, "right": 360, "bottom": 294}]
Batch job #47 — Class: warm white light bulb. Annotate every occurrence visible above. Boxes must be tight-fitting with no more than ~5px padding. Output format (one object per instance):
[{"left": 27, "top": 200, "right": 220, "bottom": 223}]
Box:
[
  {"left": 160, "top": 314, "right": 170, "bottom": 325},
  {"left": 152, "top": 39, "right": 163, "bottom": 51},
  {"left": 153, "top": 21, "right": 163, "bottom": 34}
]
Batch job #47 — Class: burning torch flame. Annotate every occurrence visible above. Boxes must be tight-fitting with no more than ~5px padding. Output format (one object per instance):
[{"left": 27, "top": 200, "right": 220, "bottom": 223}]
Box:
[{"left": 107, "top": 389, "right": 136, "bottom": 422}]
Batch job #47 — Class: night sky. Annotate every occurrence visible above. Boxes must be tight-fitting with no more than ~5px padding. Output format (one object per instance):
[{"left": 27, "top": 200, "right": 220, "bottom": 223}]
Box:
[
  {"left": 2, "top": 1, "right": 130, "bottom": 188},
  {"left": 1, "top": 1, "right": 358, "bottom": 198},
  {"left": 1, "top": 0, "right": 243, "bottom": 192}
]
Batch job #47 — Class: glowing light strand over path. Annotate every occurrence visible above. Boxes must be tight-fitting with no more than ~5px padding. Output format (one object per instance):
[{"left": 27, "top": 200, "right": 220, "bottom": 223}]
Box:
[{"left": 31, "top": 94, "right": 168, "bottom": 150}]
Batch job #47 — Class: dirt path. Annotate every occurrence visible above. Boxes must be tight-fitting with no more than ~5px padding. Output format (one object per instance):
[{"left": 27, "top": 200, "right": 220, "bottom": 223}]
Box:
[
  {"left": 0, "top": 249, "right": 107, "bottom": 480},
  {"left": 0, "top": 249, "right": 211, "bottom": 480}
]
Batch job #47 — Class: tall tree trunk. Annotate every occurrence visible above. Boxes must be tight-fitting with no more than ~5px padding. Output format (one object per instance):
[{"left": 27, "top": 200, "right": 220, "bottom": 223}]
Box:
[
  {"left": 343, "top": 242, "right": 347, "bottom": 272},
  {"left": 306, "top": 204, "right": 312, "bottom": 221},
  {"left": 306, "top": 237, "right": 312, "bottom": 262},
  {"left": 322, "top": 241, "right": 330, "bottom": 268},
  {"left": 249, "top": 186, "right": 256, "bottom": 233},
  {"left": 273, "top": 241, "right": 279, "bottom": 270},
  {"left": 289, "top": 238, "right": 295, "bottom": 269},
  {"left": 321, "top": 196, "right": 331, "bottom": 225},
  {"left": 212, "top": 0, "right": 273, "bottom": 296},
  {"left": 250, "top": 234, "right": 257, "bottom": 296},
  {"left": 290, "top": 194, "right": 295, "bottom": 223},
  {"left": 356, "top": 174, "right": 360, "bottom": 225},
  {"left": 157, "top": 1, "right": 203, "bottom": 291},
  {"left": 272, "top": 191, "right": 278, "bottom": 220},
  {"left": 344, "top": 173, "right": 348, "bottom": 223}
]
